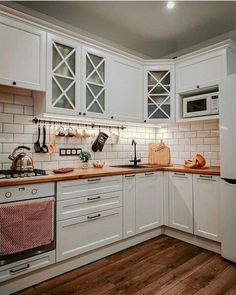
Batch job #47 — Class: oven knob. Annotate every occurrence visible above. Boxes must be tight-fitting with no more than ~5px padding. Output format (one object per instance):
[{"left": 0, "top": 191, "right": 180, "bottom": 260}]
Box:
[
  {"left": 31, "top": 189, "right": 37, "bottom": 195},
  {"left": 5, "top": 192, "right": 12, "bottom": 198}
]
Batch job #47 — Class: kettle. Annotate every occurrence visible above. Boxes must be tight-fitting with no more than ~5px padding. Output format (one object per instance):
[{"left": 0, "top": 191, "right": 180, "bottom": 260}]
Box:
[{"left": 8, "top": 146, "right": 34, "bottom": 172}]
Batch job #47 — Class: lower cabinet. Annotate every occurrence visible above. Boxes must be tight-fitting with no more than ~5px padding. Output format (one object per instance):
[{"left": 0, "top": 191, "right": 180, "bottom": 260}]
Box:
[
  {"left": 193, "top": 174, "right": 220, "bottom": 241},
  {"left": 57, "top": 207, "right": 122, "bottom": 261},
  {"left": 168, "top": 172, "right": 193, "bottom": 234},
  {"left": 136, "top": 172, "right": 164, "bottom": 234}
]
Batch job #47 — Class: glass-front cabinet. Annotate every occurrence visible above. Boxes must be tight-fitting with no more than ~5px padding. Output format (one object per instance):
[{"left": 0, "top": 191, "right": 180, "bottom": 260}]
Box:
[
  {"left": 46, "top": 33, "right": 81, "bottom": 115},
  {"left": 82, "top": 47, "right": 107, "bottom": 118},
  {"left": 144, "top": 64, "right": 175, "bottom": 123}
]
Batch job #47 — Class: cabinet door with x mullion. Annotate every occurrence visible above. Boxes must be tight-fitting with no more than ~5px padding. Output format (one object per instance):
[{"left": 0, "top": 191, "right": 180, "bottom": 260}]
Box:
[
  {"left": 47, "top": 33, "right": 81, "bottom": 115},
  {"left": 82, "top": 47, "right": 108, "bottom": 118},
  {"left": 144, "top": 65, "right": 175, "bottom": 123}
]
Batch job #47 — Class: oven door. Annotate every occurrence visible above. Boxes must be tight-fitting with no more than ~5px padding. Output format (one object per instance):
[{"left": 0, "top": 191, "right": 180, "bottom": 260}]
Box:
[
  {"left": 183, "top": 96, "right": 209, "bottom": 118},
  {"left": 0, "top": 197, "right": 55, "bottom": 266}
]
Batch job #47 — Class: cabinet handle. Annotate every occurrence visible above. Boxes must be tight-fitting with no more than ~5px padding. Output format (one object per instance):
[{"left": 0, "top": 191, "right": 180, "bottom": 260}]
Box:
[
  {"left": 10, "top": 264, "right": 30, "bottom": 273},
  {"left": 87, "top": 196, "right": 101, "bottom": 201},
  {"left": 88, "top": 178, "right": 101, "bottom": 182},
  {"left": 125, "top": 174, "right": 135, "bottom": 178},
  {"left": 199, "top": 175, "right": 216, "bottom": 181},
  {"left": 87, "top": 213, "right": 101, "bottom": 220},
  {"left": 173, "top": 172, "right": 186, "bottom": 176},
  {"left": 145, "top": 172, "right": 154, "bottom": 176}
]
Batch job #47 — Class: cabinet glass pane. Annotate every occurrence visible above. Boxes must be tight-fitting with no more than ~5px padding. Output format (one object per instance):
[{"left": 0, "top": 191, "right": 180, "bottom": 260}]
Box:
[
  {"left": 147, "top": 70, "right": 171, "bottom": 120},
  {"left": 85, "top": 52, "right": 105, "bottom": 114},
  {"left": 51, "top": 41, "right": 76, "bottom": 110}
]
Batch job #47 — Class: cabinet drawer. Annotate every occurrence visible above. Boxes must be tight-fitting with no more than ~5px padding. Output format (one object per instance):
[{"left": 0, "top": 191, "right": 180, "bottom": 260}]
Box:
[
  {"left": 57, "top": 176, "right": 122, "bottom": 200},
  {"left": 0, "top": 251, "right": 55, "bottom": 283},
  {"left": 56, "top": 207, "right": 122, "bottom": 261},
  {"left": 57, "top": 190, "right": 122, "bottom": 220}
]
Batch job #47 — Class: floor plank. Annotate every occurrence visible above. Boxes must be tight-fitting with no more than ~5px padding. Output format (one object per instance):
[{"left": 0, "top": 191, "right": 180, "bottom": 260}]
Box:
[{"left": 15, "top": 236, "right": 236, "bottom": 295}]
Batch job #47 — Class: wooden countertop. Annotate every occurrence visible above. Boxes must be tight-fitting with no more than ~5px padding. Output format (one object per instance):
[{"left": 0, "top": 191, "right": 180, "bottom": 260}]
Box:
[{"left": 0, "top": 165, "right": 220, "bottom": 187}]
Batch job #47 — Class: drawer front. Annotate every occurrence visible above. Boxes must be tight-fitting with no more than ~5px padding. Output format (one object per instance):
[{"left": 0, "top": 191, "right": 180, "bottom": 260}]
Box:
[
  {"left": 0, "top": 182, "right": 55, "bottom": 203},
  {"left": 56, "top": 207, "right": 122, "bottom": 261},
  {"left": 57, "top": 176, "right": 122, "bottom": 200},
  {"left": 0, "top": 251, "right": 55, "bottom": 283},
  {"left": 57, "top": 190, "right": 122, "bottom": 220}
]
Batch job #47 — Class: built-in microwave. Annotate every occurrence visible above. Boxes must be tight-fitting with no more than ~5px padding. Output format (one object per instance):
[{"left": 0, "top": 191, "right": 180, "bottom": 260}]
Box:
[{"left": 183, "top": 92, "right": 219, "bottom": 118}]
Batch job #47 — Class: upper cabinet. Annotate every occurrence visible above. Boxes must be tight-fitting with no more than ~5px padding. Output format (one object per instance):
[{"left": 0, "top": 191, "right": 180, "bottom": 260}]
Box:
[
  {"left": 82, "top": 47, "right": 108, "bottom": 118},
  {"left": 0, "top": 15, "right": 46, "bottom": 91},
  {"left": 46, "top": 33, "right": 81, "bottom": 115},
  {"left": 144, "top": 64, "right": 175, "bottom": 123},
  {"left": 109, "top": 56, "right": 143, "bottom": 122}
]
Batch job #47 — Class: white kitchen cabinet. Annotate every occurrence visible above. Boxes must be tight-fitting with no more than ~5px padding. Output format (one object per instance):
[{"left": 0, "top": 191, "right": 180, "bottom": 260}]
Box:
[
  {"left": 56, "top": 207, "right": 122, "bottom": 261},
  {"left": 193, "top": 174, "right": 220, "bottom": 242},
  {"left": 44, "top": 33, "right": 81, "bottom": 115},
  {"left": 168, "top": 172, "right": 193, "bottom": 234},
  {"left": 136, "top": 172, "right": 164, "bottom": 234},
  {"left": 144, "top": 64, "right": 175, "bottom": 123},
  {"left": 0, "top": 15, "right": 46, "bottom": 91},
  {"left": 109, "top": 55, "right": 143, "bottom": 122},
  {"left": 82, "top": 46, "right": 108, "bottom": 118},
  {"left": 123, "top": 174, "right": 136, "bottom": 238}
]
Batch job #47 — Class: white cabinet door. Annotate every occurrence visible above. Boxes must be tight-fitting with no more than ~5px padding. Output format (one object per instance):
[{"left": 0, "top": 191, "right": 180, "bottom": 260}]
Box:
[
  {"left": 0, "top": 15, "right": 46, "bottom": 91},
  {"left": 176, "top": 51, "right": 224, "bottom": 93},
  {"left": 82, "top": 46, "right": 108, "bottom": 119},
  {"left": 193, "top": 174, "right": 220, "bottom": 241},
  {"left": 136, "top": 172, "right": 164, "bottom": 234},
  {"left": 109, "top": 56, "right": 143, "bottom": 122},
  {"left": 46, "top": 33, "right": 81, "bottom": 115},
  {"left": 144, "top": 64, "right": 175, "bottom": 123},
  {"left": 57, "top": 207, "right": 122, "bottom": 261},
  {"left": 168, "top": 172, "right": 193, "bottom": 234},
  {"left": 123, "top": 174, "right": 136, "bottom": 238}
]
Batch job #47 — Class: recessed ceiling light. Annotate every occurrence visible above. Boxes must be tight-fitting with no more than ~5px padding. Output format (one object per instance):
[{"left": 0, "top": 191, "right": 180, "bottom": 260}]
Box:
[{"left": 167, "top": 1, "right": 175, "bottom": 9}]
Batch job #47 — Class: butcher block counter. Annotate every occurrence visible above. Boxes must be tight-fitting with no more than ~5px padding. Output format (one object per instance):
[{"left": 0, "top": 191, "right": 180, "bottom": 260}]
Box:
[{"left": 0, "top": 165, "right": 220, "bottom": 187}]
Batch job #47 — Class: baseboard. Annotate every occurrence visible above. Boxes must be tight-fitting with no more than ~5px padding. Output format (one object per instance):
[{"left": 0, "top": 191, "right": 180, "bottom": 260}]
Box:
[
  {"left": 164, "top": 227, "right": 221, "bottom": 254},
  {"left": 0, "top": 227, "right": 163, "bottom": 295}
]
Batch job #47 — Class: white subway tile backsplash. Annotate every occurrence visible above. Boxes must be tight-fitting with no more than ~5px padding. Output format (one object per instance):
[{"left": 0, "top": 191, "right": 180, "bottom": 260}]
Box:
[{"left": 0, "top": 89, "right": 220, "bottom": 169}]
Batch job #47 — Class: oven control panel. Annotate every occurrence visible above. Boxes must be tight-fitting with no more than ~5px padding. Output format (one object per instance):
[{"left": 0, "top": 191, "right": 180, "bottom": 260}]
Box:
[{"left": 0, "top": 183, "right": 55, "bottom": 203}]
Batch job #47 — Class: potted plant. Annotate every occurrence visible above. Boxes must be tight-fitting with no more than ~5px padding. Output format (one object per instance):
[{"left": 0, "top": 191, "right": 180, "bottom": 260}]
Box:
[{"left": 79, "top": 149, "right": 91, "bottom": 169}]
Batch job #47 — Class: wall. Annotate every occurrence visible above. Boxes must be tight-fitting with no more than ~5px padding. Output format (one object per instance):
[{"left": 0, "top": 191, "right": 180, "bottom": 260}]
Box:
[{"left": 0, "top": 86, "right": 220, "bottom": 171}]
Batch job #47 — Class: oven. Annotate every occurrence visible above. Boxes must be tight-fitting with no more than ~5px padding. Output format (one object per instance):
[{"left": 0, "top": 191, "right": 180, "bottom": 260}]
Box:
[{"left": 0, "top": 183, "right": 55, "bottom": 267}]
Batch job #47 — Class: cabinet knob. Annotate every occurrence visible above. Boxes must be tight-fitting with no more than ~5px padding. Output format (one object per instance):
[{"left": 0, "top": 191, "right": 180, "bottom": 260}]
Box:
[
  {"left": 5, "top": 192, "right": 12, "bottom": 198},
  {"left": 78, "top": 112, "right": 82, "bottom": 115},
  {"left": 144, "top": 120, "right": 147, "bottom": 123},
  {"left": 111, "top": 116, "right": 114, "bottom": 119},
  {"left": 83, "top": 113, "right": 86, "bottom": 116},
  {"left": 12, "top": 81, "right": 16, "bottom": 86},
  {"left": 197, "top": 85, "right": 200, "bottom": 89}
]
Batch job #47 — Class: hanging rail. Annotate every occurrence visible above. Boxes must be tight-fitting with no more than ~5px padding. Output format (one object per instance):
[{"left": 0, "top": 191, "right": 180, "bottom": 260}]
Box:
[{"left": 32, "top": 117, "right": 126, "bottom": 130}]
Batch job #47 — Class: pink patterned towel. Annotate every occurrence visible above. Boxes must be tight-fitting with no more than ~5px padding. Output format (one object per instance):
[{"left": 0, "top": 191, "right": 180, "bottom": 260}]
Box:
[{"left": 0, "top": 198, "right": 53, "bottom": 256}]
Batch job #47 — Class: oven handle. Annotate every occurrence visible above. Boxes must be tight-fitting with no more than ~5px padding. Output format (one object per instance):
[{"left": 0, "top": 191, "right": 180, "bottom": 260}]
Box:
[{"left": 10, "top": 263, "right": 30, "bottom": 273}]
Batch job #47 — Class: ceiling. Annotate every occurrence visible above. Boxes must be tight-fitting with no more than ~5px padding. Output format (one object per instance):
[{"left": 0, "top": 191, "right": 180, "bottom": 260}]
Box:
[{"left": 13, "top": 1, "right": 236, "bottom": 58}]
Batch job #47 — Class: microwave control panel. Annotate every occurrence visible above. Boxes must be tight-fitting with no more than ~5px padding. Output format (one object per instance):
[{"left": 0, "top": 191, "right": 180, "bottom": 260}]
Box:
[{"left": 211, "top": 95, "right": 219, "bottom": 113}]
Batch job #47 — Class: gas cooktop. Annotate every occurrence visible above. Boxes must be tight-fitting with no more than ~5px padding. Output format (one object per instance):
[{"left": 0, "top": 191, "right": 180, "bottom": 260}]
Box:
[{"left": 0, "top": 169, "right": 47, "bottom": 179}]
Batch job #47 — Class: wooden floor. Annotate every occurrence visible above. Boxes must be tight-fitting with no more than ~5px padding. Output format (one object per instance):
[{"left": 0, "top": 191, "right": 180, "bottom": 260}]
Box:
[{"left": 16, "top": 236, "right": 236, "bottom": 295}]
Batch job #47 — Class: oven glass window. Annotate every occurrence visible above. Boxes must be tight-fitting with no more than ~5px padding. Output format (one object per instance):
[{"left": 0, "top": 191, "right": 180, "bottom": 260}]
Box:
[{"left": 187, "top": 99, "right": 207, "bottom": 113}]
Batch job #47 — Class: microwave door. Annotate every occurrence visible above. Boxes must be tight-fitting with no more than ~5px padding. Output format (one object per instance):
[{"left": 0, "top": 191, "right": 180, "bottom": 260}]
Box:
[{"left": 184, "top": 97, "right": 208, "bottom": 118}]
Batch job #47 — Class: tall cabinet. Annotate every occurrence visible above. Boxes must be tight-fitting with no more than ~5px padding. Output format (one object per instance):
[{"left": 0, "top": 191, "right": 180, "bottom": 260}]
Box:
[{"left": 144, "top": 63, "right": 175, "bottom": 123}]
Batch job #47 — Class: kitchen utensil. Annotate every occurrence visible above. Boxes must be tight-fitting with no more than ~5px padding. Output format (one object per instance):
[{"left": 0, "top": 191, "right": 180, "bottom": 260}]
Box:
[
  {"left": 56, "top": 125, "right": 65, "bottom": 137},
  {"left": 148, "top": 141, "right": 170, "bottom": 165},
  {"left": 40, "top": 124, "right": 49, "bottom": 153},
  {"left": 110, "top": 132, "right": 119, "bottom": 144},
  {"left": 53, "top": 167, "right": 74, "bottom": 173},
  {"left": 8, "top": 146, "right": 34, "bottom": 172},
  {"left": 66, "top": 126, "right": 75, "bottom": 137},
  {"left": 34, "top": 125, "right": 41, "bottom": 153},
  {"left": 48, "top": 124, "right": 54, "bottom": 153},
  {"left": 82, "top": 128, "right": 90, "bottom": 138},
  {"left": 92, "top": 132, "right": 109, "bottom": 152}
]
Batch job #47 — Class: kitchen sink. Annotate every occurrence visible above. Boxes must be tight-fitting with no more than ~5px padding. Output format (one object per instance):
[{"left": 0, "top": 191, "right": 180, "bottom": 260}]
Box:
[{"left": 110, "top": 164, "right": 173, "bottom": 169}]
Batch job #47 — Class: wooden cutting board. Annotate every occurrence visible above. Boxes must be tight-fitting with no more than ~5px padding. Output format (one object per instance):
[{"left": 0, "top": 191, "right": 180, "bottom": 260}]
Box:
[{"left": 148, "top": 142, "right": 171, "bottom": 165}]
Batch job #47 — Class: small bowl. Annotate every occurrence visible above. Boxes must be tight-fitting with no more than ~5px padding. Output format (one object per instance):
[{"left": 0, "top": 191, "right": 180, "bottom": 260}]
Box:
[{"left": 92, "top": 161, "right": 105, "bottom": 168}]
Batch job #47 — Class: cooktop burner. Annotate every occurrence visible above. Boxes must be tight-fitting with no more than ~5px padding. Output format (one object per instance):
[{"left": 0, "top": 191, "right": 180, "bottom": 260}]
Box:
[{"left": 0, "top": 169, "right": 47, "bottom": 179}]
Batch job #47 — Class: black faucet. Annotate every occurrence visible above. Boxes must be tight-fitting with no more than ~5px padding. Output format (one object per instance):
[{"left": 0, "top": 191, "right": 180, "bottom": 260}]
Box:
[{"left": 130, "top": 139, "right": 141, "bottom": 166}]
